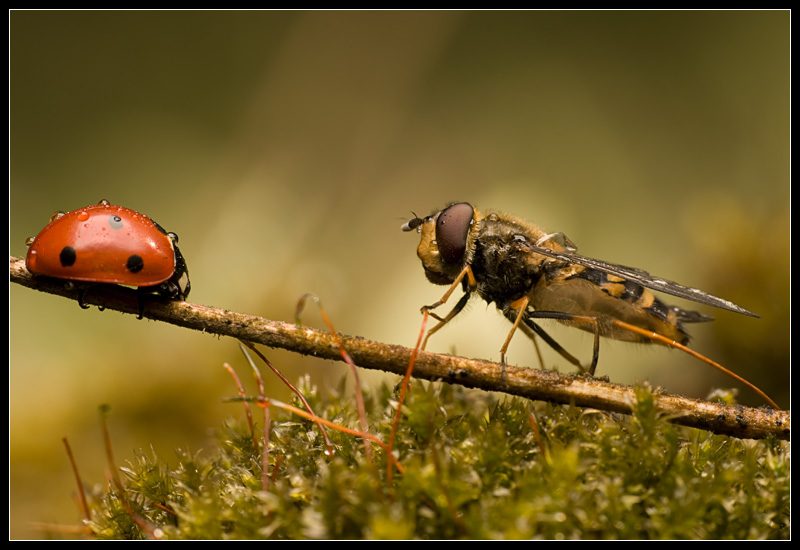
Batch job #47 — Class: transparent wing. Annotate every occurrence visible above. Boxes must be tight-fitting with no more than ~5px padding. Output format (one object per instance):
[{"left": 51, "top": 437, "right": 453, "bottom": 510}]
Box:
[{"left": 522, "top": 240, "right": 759, "bottom": 318}]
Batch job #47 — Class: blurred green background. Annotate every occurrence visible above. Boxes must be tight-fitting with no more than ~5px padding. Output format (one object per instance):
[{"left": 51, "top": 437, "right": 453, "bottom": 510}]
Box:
[{"left": 9, "top": 11, "right": 789, "bottom": 539}]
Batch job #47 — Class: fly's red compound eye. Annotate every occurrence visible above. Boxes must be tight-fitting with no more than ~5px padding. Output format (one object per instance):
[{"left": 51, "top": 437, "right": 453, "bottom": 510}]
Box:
[{"left": 436, "top": 203, "right": 474, "bottom": 265}]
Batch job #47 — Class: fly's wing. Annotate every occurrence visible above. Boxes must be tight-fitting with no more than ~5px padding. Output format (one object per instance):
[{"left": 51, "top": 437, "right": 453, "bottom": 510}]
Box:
[{"left": 521, "top": 240, "right": 759, "bottom": 318}]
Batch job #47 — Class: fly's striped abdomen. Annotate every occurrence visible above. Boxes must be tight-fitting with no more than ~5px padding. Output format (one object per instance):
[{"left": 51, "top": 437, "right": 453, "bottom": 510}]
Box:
[
  {"left": 530, "top": 268, "right": 710, "bottom": 345},
  {"left": 573, "top": 268, "right": 681, "bottom": 326}
]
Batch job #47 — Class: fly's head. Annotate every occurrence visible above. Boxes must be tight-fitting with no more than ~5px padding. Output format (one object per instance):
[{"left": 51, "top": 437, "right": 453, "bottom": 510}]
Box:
[{"left": 402, "top": 202, "right": 480, "bottom": 285}]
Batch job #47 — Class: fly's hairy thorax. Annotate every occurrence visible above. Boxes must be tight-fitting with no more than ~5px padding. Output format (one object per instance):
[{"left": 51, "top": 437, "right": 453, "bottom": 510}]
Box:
[{"left": 469, "top": 213, "right": 554, "bottom": 307}]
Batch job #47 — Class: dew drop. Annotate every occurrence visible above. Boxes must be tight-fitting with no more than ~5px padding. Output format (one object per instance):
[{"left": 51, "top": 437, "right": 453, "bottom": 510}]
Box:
[
  {"left": 109, "top": 215, "right": 124, "bottom": 229},
  {"left": 48, "top": 211, "right": 66, "bottom": 223}
]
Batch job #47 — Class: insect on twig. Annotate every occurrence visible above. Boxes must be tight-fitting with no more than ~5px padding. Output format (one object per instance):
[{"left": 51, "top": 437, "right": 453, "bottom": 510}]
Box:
[{"left": 402, "top": 202, "right": 780, "bottom": 410}]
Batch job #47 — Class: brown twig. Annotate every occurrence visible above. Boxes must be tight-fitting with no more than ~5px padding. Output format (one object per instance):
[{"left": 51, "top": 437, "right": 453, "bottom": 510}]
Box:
[{"left": 10, "top": 256, "right": 790, "bottom": 441}]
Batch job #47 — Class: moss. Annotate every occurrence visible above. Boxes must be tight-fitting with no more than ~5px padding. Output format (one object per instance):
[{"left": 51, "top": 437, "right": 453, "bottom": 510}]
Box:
[{"left": 78, "top": 380, "right": 789, "bottom": 540}]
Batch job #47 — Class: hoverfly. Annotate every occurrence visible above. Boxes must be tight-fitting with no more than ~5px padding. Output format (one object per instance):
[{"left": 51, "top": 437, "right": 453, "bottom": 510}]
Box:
[{"left": 402, "top": 202, "right": 779, "bottom": 409}]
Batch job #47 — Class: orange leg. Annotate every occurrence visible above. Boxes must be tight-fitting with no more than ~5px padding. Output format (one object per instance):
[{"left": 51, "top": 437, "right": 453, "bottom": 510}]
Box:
[{"left": 420, "top": 265, "right": 477, "bottom": 351}]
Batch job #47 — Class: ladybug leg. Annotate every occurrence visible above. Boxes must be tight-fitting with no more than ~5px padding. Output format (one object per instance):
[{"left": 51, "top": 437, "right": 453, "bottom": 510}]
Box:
[
  {"left": 75, "top": 284, "right": 102, "bottom": 311},
  {"left": 77, "top": 287, "right": 91, "bottom": 310},
  {"left": 134, "top": 289, "right": 147, "bottom": 320},
  {"left": 76, "top": 284, "right": 108, "bottom": 312}
]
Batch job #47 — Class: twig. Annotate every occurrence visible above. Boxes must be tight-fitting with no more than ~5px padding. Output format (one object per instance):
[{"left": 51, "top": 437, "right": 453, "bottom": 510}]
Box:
[{"left": 10, "top": 256, "right": 790, "bottom": 441}]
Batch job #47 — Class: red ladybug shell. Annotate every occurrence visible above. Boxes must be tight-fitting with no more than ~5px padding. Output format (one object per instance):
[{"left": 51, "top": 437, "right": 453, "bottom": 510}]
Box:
[{"left": 26, "top": 201, "right": 178, "bottom": 288}]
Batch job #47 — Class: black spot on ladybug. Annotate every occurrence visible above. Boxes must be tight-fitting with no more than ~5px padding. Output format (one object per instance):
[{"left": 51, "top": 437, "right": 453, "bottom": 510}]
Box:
[
  {"left": 59, "top": 246, "right": 77, "bottom": 267},
  {"left": 126, "top": 254, "right": 144, "bottom": 273}
]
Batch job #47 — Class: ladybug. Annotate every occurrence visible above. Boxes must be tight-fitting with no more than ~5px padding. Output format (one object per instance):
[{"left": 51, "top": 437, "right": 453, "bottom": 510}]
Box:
[{"left": 25, "top": 199, "right": 191, "bottom": 306}]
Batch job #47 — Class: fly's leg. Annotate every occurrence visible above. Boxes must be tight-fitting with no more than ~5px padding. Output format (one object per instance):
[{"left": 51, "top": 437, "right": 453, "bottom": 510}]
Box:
[
  {"left": 495, "top": 296, "right": 527, "bottom": 382},
  {"left": 523, "top": 311, "right": 602, "bottom": 375},
  {"left": 504, "top": 301, "right": 591, "bottom": 374},
  {"left": 421, "top": 265, "right": 476, "bottom": 312},
  {"left": 516, "top": 322, "right": 545, "bottom": 370},
  {"left": 420, "top": 265, "right": 477, "bottom": 351},
  {"left": 501, "top": 297, "right": 531, "bottom": 370},
  {"left": 519, "top": 317, "right": 588, "bottom": 373},
  {"left": 422, "top": 291, "right": 471, "bottom": 351}
]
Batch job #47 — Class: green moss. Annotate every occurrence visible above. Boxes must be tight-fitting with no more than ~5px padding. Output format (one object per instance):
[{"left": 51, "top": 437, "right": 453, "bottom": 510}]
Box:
[{"left": 79, "top": 380, "right": 789, "bottom": 539}]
